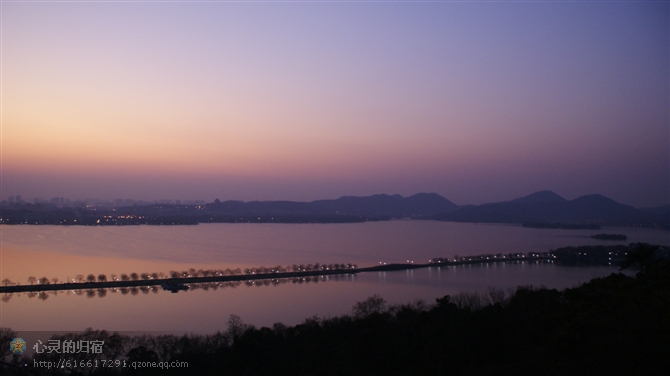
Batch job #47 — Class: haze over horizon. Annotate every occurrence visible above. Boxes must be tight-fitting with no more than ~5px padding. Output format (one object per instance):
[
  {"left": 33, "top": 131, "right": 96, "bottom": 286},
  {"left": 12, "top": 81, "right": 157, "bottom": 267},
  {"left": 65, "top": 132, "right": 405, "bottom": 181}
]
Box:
[{"left": 2, "top": 1, "right": 668, "bottom": 207}]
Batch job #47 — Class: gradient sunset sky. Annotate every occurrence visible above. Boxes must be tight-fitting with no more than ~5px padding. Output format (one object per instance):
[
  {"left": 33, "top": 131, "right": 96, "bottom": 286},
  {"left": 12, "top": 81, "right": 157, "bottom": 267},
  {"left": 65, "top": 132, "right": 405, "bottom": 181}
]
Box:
[{"left": 2, "top": 1, "right": 668, "bottom": 207}]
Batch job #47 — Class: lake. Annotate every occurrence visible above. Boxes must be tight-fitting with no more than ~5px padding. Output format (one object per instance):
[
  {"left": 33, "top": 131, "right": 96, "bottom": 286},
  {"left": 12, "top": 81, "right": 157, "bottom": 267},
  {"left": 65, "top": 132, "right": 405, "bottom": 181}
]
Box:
[{"left": 1, "top": 221, "right": 667, "bottom": 333}]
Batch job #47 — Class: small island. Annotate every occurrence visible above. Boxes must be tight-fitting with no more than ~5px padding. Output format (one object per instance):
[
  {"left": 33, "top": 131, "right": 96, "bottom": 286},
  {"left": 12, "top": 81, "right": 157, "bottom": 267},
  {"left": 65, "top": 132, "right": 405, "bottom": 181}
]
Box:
[
  {"left": 523, "top": 222, "right": 601, "bottom": 230},
  {"left": 591, "top": 233, "right": 627, "bottom": 241}
]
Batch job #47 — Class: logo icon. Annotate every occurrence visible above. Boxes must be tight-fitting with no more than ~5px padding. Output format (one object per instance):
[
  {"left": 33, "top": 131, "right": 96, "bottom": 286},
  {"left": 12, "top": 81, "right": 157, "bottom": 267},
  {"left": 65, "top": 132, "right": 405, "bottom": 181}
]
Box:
[{"left": 10, "top": 338, "right": 26, "bottom": 355}]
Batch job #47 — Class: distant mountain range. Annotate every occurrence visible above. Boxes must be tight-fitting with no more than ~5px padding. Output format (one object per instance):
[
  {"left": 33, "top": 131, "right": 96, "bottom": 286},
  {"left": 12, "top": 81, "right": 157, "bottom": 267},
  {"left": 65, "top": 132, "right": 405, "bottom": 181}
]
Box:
[
  {"left": 199, "top": 190, "right": 668, "bottom": 227},
  {"left": 1, "top": 190, "right": 668, "bottom": 228},
  {"left": 430, "top": 190, "right": 667, "bottom": 227},
  {"left": 225, "top": 193, "right": 459, "bottom": 217}
]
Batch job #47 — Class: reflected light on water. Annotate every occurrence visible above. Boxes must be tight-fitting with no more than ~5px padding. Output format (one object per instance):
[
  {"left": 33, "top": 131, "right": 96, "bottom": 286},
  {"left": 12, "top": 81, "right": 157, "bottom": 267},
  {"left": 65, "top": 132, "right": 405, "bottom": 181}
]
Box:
[
  {"left": 0, "top": 222, "right": 661, "bottom": 332},
  {"left": 2, "top": 263, "right": 627, "bottom": 333}
]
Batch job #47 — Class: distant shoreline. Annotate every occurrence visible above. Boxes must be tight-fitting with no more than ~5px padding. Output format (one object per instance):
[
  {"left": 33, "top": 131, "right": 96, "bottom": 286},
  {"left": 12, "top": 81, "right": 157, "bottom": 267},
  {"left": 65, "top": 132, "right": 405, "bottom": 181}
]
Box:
[{"left": 2, "top": 191, "right": 668, "bottom": 229}]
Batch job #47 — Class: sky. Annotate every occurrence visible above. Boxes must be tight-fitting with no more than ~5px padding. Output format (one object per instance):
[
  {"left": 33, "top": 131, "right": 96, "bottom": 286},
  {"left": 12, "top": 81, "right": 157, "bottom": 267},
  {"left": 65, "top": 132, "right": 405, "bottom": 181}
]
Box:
[{"left": 1, "top": 0, "right": 668, "bottom": 207}]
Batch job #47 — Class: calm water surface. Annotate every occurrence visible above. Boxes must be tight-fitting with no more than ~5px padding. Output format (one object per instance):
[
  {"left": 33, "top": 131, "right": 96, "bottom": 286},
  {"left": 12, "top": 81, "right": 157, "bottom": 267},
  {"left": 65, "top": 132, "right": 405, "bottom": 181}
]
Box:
[{"left": 1, "top": 221, "right": 667, "bottom": 332}]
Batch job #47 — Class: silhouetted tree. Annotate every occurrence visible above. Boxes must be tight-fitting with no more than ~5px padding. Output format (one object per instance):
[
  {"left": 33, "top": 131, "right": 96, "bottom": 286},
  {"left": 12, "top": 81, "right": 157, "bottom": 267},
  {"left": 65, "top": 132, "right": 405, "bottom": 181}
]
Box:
[
  {"left": 226, "top": 314, "right": 252, "bottom": 343},
  {"left": 0, "top": 327, "right": 17, "bottom": 358},
  {"left": 97, "top": 274, "right": 107, "bottom": 282},
  {"left": 86, "top": 274, "right": 96, "bottom": 283},
  {"left": 130, "top": 273, "right": 139, "bottom": 281},
  {"left": 76, "top": 274, "right": 85, "bottom": 283},
  {"left": 127, "top": 345, "right": 159, "bottom": 364},
  {"left": 27, "top": 276, "right": 37, "bottom": 285},
  {"left": 352, "top": 294, "right": 387, "bottom": 318},
  {"left": 452, "top": 291, "right": 484, "bottom": 310},
  {"left": 1, "top": 279, "right": 12, "bottom": 286},
  {"left": 484, "top": 286, "right": 508, "bottom": 306},
  {"left": 619, "top": 243, "right": 660, "bottom": 274}
]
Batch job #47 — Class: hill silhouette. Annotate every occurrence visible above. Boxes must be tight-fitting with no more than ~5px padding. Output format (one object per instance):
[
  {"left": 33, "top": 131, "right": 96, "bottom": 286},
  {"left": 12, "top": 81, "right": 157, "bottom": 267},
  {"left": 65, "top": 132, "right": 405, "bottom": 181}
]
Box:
[
  {"left": 310, "top": 193, "right": 459, "bottom": 216},
  {"left": 432, "top": 191, "right": 666, "bottom": 227},
  {"left": 1, "top": 191, "right": 667, "bottom": 228},
  {"left": 510, "top": 190, "right": 567, "bottom": 204}
]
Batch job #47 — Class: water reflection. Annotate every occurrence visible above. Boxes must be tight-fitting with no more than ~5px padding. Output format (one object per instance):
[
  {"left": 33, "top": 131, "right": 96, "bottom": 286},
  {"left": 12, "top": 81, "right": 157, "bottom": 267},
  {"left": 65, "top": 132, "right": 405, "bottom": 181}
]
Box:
[
  {"left": 3, "top": 264, "right": 626, "bottom": 332},
  {"left": 3, "top": 222, "right": 666, "bottom": 285},
  {"left": 0, "top": 274, "right": 356, "bottom": 303}
]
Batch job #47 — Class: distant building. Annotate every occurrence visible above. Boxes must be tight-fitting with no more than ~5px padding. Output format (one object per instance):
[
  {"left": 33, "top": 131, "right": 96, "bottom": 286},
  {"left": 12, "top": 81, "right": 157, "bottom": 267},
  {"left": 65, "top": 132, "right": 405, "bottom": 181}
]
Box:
[{"left": 50, "top": 197, "right": 65, "bottom": 206}]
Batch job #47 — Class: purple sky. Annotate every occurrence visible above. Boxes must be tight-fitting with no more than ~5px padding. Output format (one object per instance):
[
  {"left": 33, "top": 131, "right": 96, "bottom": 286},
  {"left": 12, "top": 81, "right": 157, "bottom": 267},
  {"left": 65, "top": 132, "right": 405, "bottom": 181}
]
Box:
[{"left": 2, "top": 1, "right": 668, "bottom": 207}]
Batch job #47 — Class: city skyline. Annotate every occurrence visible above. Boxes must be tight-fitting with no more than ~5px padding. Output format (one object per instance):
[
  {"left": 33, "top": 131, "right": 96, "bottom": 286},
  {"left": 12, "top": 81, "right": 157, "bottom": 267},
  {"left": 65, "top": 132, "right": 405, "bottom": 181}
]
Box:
[{"left": 2, "top": 1, "right": 668, "bottom": 207}]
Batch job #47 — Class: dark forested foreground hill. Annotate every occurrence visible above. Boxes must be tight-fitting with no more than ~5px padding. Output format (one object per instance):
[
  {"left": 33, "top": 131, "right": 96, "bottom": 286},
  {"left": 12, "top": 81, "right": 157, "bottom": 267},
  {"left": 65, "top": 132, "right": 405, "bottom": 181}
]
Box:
[
  {"left": 1, "top": 191, "right": 668, "bottom": 228},
  {"left": 3, "top": 249, "right": 668, "bottom": 376}
]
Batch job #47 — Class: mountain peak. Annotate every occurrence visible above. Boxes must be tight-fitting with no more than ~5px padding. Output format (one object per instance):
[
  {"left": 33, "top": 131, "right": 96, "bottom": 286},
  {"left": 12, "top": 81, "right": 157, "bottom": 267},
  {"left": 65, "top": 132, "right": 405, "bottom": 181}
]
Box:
[
  {"left": 570, "top": 194, "right": 619, "bottom": 205},
  {"left": 511, "top": 190, "right": 567, "bottom": 204}
]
